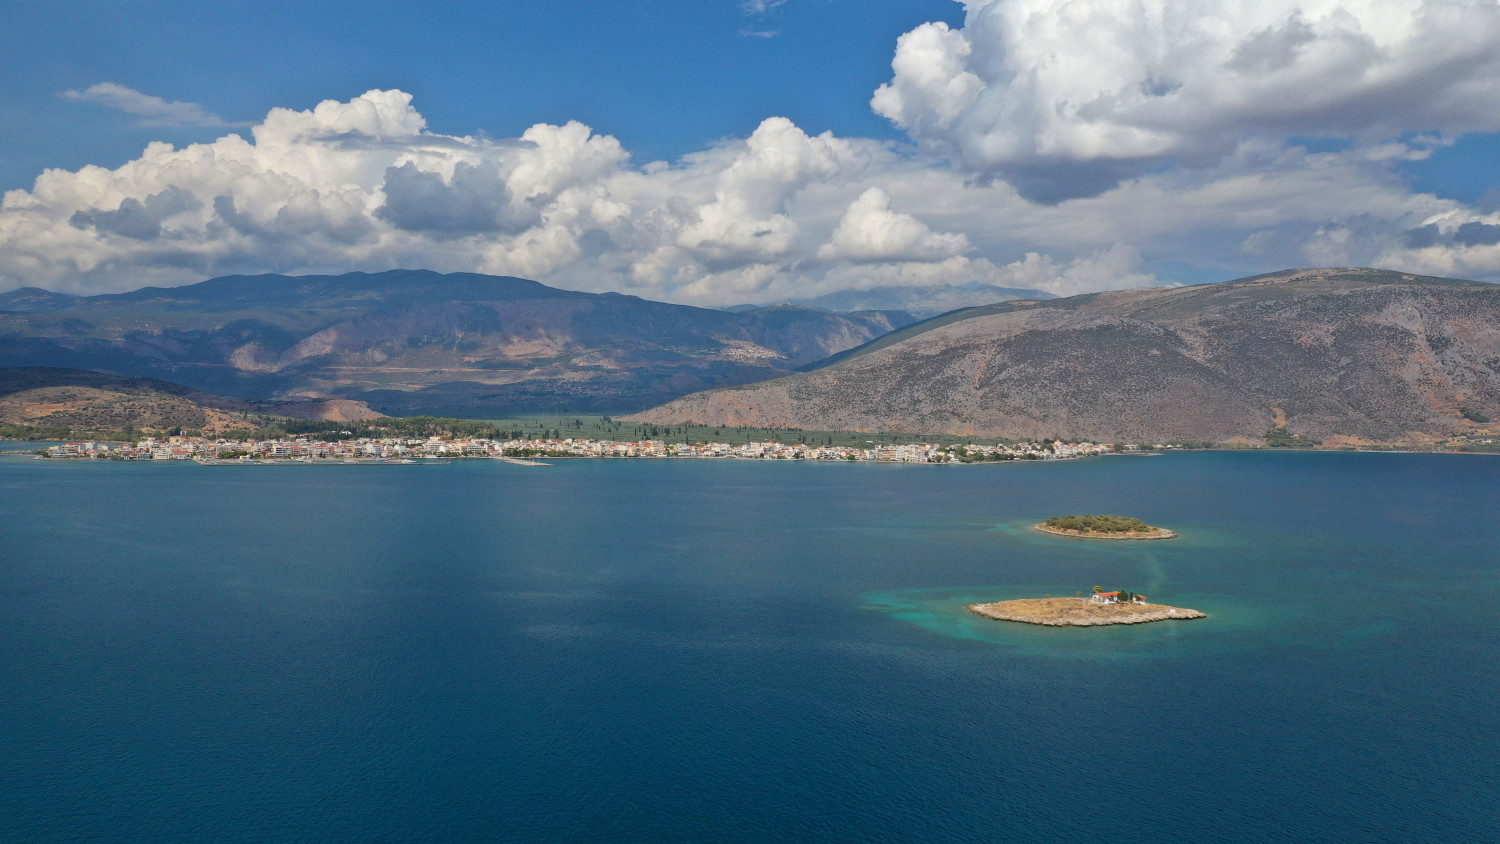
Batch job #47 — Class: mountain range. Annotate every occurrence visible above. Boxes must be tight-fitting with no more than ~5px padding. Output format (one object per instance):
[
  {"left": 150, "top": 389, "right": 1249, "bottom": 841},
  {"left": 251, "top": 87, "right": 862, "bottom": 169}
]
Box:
[
  {"left": 628, "top": 269, "right": 1500, "bottom": 446},
  {"left": 0, "top": 270, "right": 916, "bottom": 416}
]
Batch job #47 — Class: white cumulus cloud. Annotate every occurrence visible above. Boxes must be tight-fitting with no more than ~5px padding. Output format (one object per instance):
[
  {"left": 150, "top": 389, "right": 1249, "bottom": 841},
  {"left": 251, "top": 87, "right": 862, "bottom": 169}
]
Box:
[
  {"left": 674, "top": 117, "right": 873, "bottom": 266},
  {"left": 874, "top": 0, "right": 1500, "bottom": 201},
  {"left": 817, "top": 187, "right": 970, "bottom": 262}
]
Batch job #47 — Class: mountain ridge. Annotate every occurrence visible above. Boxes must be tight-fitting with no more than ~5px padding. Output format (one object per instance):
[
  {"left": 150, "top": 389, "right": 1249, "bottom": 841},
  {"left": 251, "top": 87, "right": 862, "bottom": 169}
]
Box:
[
  {"left": 0, "top": 270, "right": 916, "bottom": 415},
  {"left": 628, "top": 268, "right": 1500, "bottom": 446}
]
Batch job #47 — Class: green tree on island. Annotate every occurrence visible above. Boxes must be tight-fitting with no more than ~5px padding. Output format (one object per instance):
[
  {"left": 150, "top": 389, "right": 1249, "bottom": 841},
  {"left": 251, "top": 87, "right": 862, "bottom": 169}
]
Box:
[{"left": 1046, "top": 514, "right": 1154, "bottom": 533}]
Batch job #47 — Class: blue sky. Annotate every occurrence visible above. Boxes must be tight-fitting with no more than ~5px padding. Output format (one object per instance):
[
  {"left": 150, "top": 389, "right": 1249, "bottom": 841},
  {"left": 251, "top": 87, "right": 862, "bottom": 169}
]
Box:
[
  {"left": 0, "top": 1, "right": 961, "bottom": 189},
  {"left": 3, "top": 0, "right": 1500, "bottom": 304}
]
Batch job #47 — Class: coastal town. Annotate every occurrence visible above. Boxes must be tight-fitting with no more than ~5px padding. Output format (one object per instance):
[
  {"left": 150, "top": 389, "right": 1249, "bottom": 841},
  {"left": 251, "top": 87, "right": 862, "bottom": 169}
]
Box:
[{"left": 34, "top": 435, "right": 1115, "bottom": 464}]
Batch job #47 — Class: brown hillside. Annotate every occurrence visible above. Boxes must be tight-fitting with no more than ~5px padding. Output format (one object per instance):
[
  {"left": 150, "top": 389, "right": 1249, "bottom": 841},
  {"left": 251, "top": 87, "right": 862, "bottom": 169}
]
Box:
[
  {"left": 0, "top": 368, "right": 383, "bottom": 435},
  {"left": 627, "top": 269, "right": 1500, "bottom": 445}
]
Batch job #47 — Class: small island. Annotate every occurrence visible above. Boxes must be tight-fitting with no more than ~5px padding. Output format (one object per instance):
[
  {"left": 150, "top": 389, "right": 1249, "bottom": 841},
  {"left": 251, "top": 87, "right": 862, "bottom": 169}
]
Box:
[
  {"left": 1033, "top": 514, "right": 1177, "bottom": 540},
  {"left": 968, "top": 589, "right": 1205, "bottom": 627}
]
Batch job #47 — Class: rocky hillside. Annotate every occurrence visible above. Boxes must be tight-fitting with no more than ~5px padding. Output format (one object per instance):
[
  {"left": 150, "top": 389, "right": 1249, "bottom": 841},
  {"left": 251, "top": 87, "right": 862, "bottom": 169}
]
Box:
[
  {"left": 0, "top": 367, "right": 382, "bottom": 436},
  {"left": 0, "top": 270, "right": 911, "bottom": 415},
  {"left": 628, "top": 269, "right": 1500, "bottom": 446}
]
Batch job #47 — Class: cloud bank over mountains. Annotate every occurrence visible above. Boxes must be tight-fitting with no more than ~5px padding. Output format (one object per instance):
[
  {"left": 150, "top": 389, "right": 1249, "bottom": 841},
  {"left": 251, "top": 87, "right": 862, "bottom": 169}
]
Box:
[{"left": 5, "top": 0, "right": 1500, "bottom": 304}]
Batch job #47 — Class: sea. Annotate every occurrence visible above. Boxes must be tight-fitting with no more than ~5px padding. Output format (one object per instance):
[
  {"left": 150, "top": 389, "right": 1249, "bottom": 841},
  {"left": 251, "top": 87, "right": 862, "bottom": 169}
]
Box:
[{"left": 1, "top": 448, "right": 1496, "bottom": 842}]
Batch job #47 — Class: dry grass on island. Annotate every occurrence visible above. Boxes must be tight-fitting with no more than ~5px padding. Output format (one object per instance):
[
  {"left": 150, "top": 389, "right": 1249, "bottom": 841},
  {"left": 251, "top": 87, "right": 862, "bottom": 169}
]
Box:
[
  {"left": 968, "top": 594, "right": 1206, "bottom": 627},
  {"left": 1033, "top": 514, "right": 1177, "bottom": 540}
]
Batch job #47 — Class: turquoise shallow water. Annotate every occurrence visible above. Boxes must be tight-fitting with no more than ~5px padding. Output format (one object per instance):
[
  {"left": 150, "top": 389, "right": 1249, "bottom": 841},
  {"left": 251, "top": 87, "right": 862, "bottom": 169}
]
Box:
[{"left": 0, "top": 450, "right": 1496, "bottom": 841}]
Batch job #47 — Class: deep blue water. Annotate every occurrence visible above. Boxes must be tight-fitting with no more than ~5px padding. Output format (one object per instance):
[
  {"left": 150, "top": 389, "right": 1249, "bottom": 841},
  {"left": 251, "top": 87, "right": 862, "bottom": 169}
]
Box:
[{"left": 1, "top": 451, "right": 1497, "bottom": 841}]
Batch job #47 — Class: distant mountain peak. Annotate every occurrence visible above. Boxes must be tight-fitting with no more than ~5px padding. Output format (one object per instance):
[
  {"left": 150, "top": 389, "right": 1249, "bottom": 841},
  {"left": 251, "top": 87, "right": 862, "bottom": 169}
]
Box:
[
  {"left": 0, "top": 286, "right": 78, "bottom": 313},
  {"left": 788, "top": 283, "right": 1055, "bottom": 319}
]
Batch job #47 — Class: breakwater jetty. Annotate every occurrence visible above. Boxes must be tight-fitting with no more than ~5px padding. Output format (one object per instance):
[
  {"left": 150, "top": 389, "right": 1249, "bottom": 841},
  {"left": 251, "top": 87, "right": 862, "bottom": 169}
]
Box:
[{"left": 494, "top": 455, "right": 548, "bottom": 466}]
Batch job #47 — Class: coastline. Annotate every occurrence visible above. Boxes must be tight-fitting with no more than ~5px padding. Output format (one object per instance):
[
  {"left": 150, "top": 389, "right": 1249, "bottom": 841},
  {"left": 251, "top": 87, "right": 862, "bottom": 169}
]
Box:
[
  {"left": 21, "top": 434, "right": 1107, "bottom": 464},
  {"left": 967, "top": 597, "right": 1206, "bottom": 627},
  {"left": 6, "top": 433, "right": 1497, "bottom": 458},
  {"left": 1032, "top": 523, "right": 1177, "bottom": 540},
  {"left": 16, "top": 437, "right": 1499, "bottom": 465}
]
